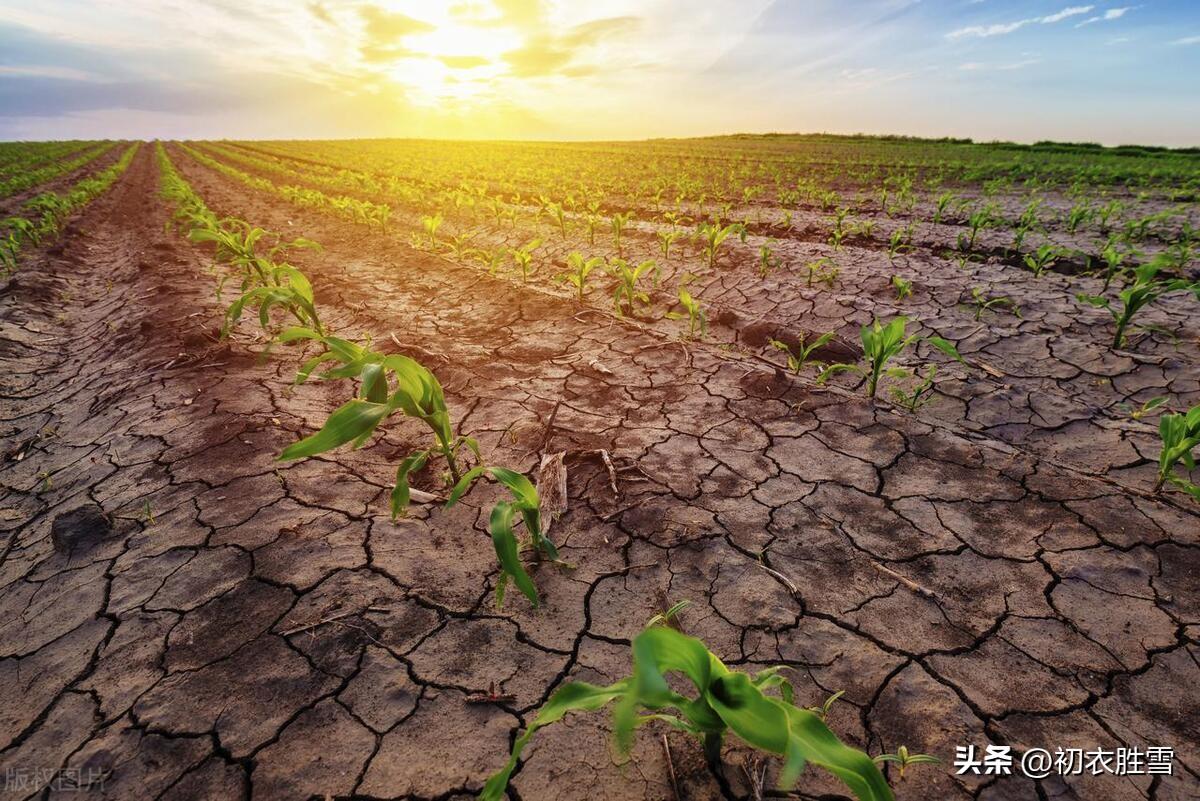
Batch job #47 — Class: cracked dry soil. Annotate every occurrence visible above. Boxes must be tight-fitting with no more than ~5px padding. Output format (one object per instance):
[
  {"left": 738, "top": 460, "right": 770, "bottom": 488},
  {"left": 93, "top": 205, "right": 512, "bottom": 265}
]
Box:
[{"left": 1, "top": 146, "right": 1198, "bottom": 801}]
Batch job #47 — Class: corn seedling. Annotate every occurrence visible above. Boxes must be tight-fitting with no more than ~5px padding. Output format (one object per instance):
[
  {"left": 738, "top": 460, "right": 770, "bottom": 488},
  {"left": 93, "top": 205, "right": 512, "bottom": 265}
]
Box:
[
  {"left": 480, "top": 625, "right": 894, "bottom": 801},
  {"left": 446, "top": 466, "right": 556, "bottom": 607},
  {"left": 646, "top": 599, "right": 690, "bottom": 629},
  {"left": 657, "top": 228, "right": 681, "bottom": 261},
  {"left": 805, "top": 257, "right": 838, "bottom": 288},
  {"left": 757, "top": 243, "right": 778, "bottom": 278},
  {"left": 609, "top": 258, "right": 657, "bottom": 316},
  {"left": 968, "top": 287, "right": 1018, "bottom": 320},
  {"left": 421, "top": 213, "right": 443, "bottom": 248},
  {"left": 611, "top": 211, "right": 634, "bottom": 257},
  {"left": 1154, "top": 403, "right": 1200, "bottom": 499},
  {"left": 819, "top": 317, "right": 963, "bottom": 400},
  {"left": 1077, "top": 258, "right": 1200, "bottom": 348},
  {"left": 959, "top": 204, "right": 997, "bottom": 251},
  {"left": 770, "top": 331, "right": 835, "bottom": 375},
  {"left": 1065, "top": 201, "right": 1093, "bottom": 234},
  {"left": 1022, "top": 244, "right": 1064, "bottom": 278},
  {"left": 874, "top": 745, "right": 939, "bottom": 781},
  {"left": 277, "top": 333, "right": 478, "bottom": 499},
  {"left": 891, "top": 275, "right": 912, "bottom": 301},
  {"left": 666, "top": 282, "right": 706, "bottom": 338},
  {"left": 509, "top": 238, "right": 542, "bottom": 283},
  {"left": 1120, "top": 396, "right": 1167, "bottom": 421},
  {"left": 806, "top": 690, "right": 844, "bottom": 723},
  {"left": 932, "top": 191, "right": 955, "bottom": 224},
  {"left": 697, "top": 221, "right": 740, "bottom": 270},
  {"left": 558, "top": 251, "right": 604, "bottom": 302}
]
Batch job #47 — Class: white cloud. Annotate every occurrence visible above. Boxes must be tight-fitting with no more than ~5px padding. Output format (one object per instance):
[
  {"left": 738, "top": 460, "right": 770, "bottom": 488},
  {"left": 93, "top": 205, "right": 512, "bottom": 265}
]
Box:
[
  {"left": 1076, "top": 6, "right": 1135, "bottom": 27},
  {"left": 1171, "top": 35, "right": 1200, "bottom": 45},
  {"left": 958, "top": 57, "right": 1041, "bottom": 70},
  {"left": 947, "top": 5, "right": 1093, "bottom": 38}
]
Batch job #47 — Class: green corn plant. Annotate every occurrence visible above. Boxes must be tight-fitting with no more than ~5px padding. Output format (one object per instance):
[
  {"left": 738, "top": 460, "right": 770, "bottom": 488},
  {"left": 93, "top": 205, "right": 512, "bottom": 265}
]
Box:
[
  {"left": 806, "top": 690, "right": 845, "bottom": 723},
  {"left": 1154, "top": 404, "right": 1200, "bottom": 498},
  {"left": 968, "top": 287, "right": 1018, "bottom": 320},
  {"left": 1099, "top": 240, "right": 1131, "bottom": 291},
  {"left": 1065, "top": 201, "right": 1093, "bottom": 234},
  {"left": 804, "top": 257, "right": 839, "bottom": 288},
  {"left": 446, "top": 466, "right": 555, "bottom": 607},
  {"left": 646, "top": 599, "right": 690, "bottom": 629},
  {"left": 480, "top": 625, "right": 894, "bottom": 801},
  {"left": 547, "top": 202, "right": 569, "bottom": 238},
  {"left": 666, "top": 281, "right": 706, "bottom": 338},
  {"left": 222, "top": 264, "right": 324, "bottom": 340},
  {"left": 886, "top": 227, "right": 912, "bottom": 262},
  {"left": 1096, "top": 199, "right": 1124, "bottom": 231},
  {"left": 446, "top": 230, "right": 478, "bottom": 260},
  {"left": 932, "top": 191, "right": 956, "bottom": 224},
  {"left": 758, "top": 243, "right": 778, "bottom": 278},
  {"left": 1023, "top": 244, "right": 1064, "bottom": 278},
  {"left": 819, "top": 317, "right": 963, "bottom": 400},
  {"left": 697, "top": 221, "right": 740, "bottom": 270},
  {"left": 1120, "top": 396, "right": 1167, "bottom": 421},
  {"left": 889, "top": 364, "right": 940, "bottom": 411},
  {"left": 1077, "top": 258, "right": 1200, "bottom": 348},
  {"left": 891, "top": 275, "right": 912, "bottom": 301},
  {"left": 959, "top": 203, "right": 997, "bottom": 251},
  {"left": 874, "top": 745, "right": 940, "bottom": 782},
  {"left": 509, "top": 238, "right": 542, "bottom": 283},
  {"left": 558, "top": 251, "right": 604, "bottom": 302},
  {"left": 657, "top": 228, "right": 681, "bottom": 261},
  {"left": 609, "top": 258, "right": 657, "bottom": 316},
  {"left": 277, "top": 333, "right": 478, "bottom": 502},
  {"left": 611, "top": 211, "right": 634, "bottom": 257},
  {"left": 854, "top": 219, "right": 877, "bottom": 239},
  {"left": 421, "top": 213, "right": 444, "bottom": 248},
  {"left": 770, "top": 331, "right": 835, "bottom": 375}
]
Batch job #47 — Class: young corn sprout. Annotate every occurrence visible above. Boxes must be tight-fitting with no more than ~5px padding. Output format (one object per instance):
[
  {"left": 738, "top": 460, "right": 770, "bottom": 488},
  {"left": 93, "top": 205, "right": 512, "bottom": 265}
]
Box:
[
  {"left": 758, "top": 242, "right": 778, "bottom": 278},
  {"left": 968, "top": 287, "right": 1019, "bottom": 320},
  {"left": 1099, "top": 240, "right": 1131, "bottom": 292},
  {"left": 480, "top": 626, "right": 895, "bottom": 801},
  {"left": 806, "top": 689, "right": 845, "bottom": 723},
  {"left": 1077, "top": 258, "right": 1200, "bottom": 349},
  {"left": 509, "top": 238, "right": 542, "bottom": 283},
  {"left": 446, "top": 466, "right": 556, "bottom": 607},
  {"left": 805, "top": 257, "right": 839, "bottom": 288},
  {"left": 770, "top": 331, "right": 836, "bottom": 375},
  {"left": 1023, "top": 244, "right": 1064, "bottom": 278},
  {"left": 697, "top": 221, "right": 740, "bottom": 270},
  {"left": 886, "top": 226, "right": 914, "bottom": 262},
  {"left": 1154, "top": 403, "right": 1200, "bottom": 500},
  {"left": 609, "top": 258, "right": 657, "bottom": 317},
  {"left": 276, "top": 332, "right": 478, "bottom": 504},
  {"left": 421, "top": 213, "right": 443, "bottom": 248},
  {"left": 1119, "top": 396, "right": 1167, "bottom": 421},
  {"left": 546, "top": 201, "right": 569, "bottom": 238},
  {"left": 932, "top": 191, "right": 956, "bottom": 225},
  {"left": 819, "top": 317, "right": 964, "bottom": 400},
  {"left": 657, "top": 228, "right": 682, "bottom": 261},
  {"left": 558, "top": 251, "right": 604, "bottom": 302},
  {"left": 666, "top": 276, "right": 706, "bottom": 338},
  {"left": 874, "top": 746, "right": 940, "bottom": 781},
  {"left": 891, "top": 275, "right": 913, "bottom": 301},
  {"left": 959, "top": 204, "right": 997, "bottom": 251},
  {"left": 611, "top": 210, "right": 634, "bottom": 257}
]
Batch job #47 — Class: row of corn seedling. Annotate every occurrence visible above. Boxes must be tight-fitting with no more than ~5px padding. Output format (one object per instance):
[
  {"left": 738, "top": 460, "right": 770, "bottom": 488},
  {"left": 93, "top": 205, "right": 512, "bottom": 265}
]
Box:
[
  {"left": 1, "top": 143, "right": 139, "bottom": 276},
  {"left": 158, "top": 143, "right": 550, "bottom": 608}
]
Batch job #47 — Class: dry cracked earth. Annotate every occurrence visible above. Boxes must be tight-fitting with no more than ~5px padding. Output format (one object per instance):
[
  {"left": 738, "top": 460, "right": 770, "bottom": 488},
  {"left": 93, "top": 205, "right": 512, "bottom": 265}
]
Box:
[{"left": 0, "top": 145, "right": 1198, "bottom": 801}]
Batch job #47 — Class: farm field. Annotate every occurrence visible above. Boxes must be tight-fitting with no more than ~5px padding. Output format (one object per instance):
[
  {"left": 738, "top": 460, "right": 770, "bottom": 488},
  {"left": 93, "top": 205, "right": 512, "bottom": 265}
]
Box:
[{"left": 1, "top": 134, "right": 1199, "bottom": 801}]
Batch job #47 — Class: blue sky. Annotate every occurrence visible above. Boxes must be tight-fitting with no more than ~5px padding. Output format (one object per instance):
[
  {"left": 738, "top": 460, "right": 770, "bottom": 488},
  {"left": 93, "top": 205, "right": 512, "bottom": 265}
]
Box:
[{"left": 0, "top": 0, "right": 1197, "bottom": 144}]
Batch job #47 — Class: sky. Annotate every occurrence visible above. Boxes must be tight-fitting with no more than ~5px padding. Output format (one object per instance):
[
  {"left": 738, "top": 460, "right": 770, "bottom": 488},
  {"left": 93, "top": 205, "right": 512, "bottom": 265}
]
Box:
[{"left": 0, "top": 0, "right": 1198, "bottom": 145}]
